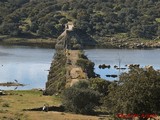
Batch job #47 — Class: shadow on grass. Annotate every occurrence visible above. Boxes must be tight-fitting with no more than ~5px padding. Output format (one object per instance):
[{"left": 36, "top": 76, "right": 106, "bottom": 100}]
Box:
[
  {"left": 23, "top": 105, "right": 110, "bottom": 118},
  {"left": 23, "top": 105, "right": 65, "bottom": 112}
]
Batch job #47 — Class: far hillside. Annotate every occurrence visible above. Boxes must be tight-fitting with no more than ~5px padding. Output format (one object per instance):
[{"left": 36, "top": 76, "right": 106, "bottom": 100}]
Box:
[{"left": 0, "top": 0, "right": 160, "bottom": 44}]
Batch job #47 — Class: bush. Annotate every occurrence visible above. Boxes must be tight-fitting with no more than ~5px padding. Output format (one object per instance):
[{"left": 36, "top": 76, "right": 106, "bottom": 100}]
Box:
[
  {"left": 90, "top": 78, "right": 111, "bottom": 96},
  {"left": 59, "top": 18, "right": 68, "bottom": 24},
  {"left": 105, "top": 67, "right": 160, "bottom": 115},
  {"left": 62, "top": 81, "right": 100, "bottom": 114},
  {"left": 2, "top": 103, "right": 10, "bottom": 107},
  {"left": 76, "top": 58, "right": 95, "bottom": 78}
]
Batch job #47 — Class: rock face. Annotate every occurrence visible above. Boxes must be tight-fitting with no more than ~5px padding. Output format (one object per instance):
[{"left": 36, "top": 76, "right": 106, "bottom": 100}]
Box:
[
  {"left": 55, "top": 30, "right": 82, "bottom": 50},
  {"left": 55, "top": 28, "right": 96, "bottom": 50},
  {"left": 45, "top": 51, "right": 67, "bottom": 95},
  {"left": 45, "top": 23, "right": 95, "bottom": 95}
]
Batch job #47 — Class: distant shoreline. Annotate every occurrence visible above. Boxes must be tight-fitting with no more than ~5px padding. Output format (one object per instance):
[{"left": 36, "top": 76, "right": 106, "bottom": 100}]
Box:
[
  {"left": 0, "top": 82, "right": 25, "bottom": 87},
  {"left": 0, "top": 36, "right": 160, "bottom": 49},
  {"left": 0, "top": 36, "right": 56, "bottom": 48}
]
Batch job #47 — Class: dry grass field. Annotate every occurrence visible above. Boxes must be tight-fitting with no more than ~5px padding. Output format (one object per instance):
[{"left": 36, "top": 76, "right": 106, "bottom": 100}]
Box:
[{"left": 0, "top": 90, "right": 107, "bottom": 120}]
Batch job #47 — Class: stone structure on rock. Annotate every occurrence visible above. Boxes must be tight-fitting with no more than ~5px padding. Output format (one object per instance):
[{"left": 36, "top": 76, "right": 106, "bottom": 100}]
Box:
[{"left": 45, "top": 22, "right": 96, "bottom": 95}]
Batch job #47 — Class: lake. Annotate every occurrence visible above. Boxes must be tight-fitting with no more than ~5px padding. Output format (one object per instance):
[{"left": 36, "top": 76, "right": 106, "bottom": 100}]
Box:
[
  {"left": 0, "top": 45, "right": 54, "bottom": 90},
  {"left": 85, "top": 49, "right": 160, "bottom": 80},
  {"left": 0, "top": 45, "right": 160, "bottom": 90}
]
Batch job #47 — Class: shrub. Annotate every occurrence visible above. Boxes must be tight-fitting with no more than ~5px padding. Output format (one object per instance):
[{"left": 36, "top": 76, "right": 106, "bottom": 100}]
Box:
[
  {"left": 2, "top": 103, "right": 10, "bottom": 107},
  {"left": 62, "top": 81, "right": 100, "bottom": 114},
  {"left": 105, "top": 67, "right": 160, "bottom": 116},
  {"left": 76, "top": 58, "right": 95, "bottom": 78},
  {"left": 89, "top": 78, "right": 111, "bottom": 96}
]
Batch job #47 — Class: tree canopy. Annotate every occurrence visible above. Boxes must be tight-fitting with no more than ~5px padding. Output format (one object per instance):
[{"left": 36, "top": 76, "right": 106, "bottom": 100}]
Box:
[
  {"left": 105, "top": 66, "right": 160, "bottom": 115},
  {"left": 0, "top": 0, "right": 159, "bottom": 39},
  {"left": 62, "top": 81, "right": 100, "bottom": 114}
]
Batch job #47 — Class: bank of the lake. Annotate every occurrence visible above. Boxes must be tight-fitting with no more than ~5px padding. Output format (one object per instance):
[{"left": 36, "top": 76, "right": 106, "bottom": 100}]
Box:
[
  {"left": 0, "top": 36, "right": 56, "bottom": 48},
  {"left": 95, "top": 36, "right": 160, "bottom": 49},
  {"left": 1, "top": 35, "right": 160, "bottom": 49}
]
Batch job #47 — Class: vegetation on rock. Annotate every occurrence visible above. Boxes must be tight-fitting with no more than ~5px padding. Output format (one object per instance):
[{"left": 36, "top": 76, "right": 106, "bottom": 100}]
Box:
[
  {"left": 76, "top": 51, "right": 95, "bottom": 78},
  {"left": 45, "top": 50, "right": 67, "bottom": 95}
]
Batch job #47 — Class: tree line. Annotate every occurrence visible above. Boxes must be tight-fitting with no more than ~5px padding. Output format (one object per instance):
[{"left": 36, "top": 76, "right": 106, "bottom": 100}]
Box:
[
  {"left": 63, "top": 66, "right": 160, "bottom": 120},
  {"left": 0, "top": 0, "right": 159, "bottom": 39}
]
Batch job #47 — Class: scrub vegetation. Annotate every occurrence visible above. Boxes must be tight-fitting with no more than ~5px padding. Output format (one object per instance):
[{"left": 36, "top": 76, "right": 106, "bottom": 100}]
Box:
[{"left": 0, "top": 0, "right": 159, "bottom": 47}]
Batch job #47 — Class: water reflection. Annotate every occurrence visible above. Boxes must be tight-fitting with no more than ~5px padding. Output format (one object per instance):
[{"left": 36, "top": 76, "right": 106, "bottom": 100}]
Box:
[{"left": 0, "top": 45, "right": 54, "bottom": 90}]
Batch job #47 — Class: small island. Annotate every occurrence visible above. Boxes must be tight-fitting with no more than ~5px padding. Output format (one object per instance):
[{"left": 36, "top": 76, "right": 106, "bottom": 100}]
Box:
[{"left": 0, "top": 82, "right": 25, "bottom": 87}]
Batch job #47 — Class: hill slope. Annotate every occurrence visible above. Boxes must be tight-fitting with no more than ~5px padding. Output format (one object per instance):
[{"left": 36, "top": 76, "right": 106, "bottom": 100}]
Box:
[{"left": 0, "top": 0, "right": 159, "bottom": 40}]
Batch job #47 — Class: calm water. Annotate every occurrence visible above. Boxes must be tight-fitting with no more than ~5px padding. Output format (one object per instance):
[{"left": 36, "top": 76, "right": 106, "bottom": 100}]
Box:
[
  {"left": 0, "top": 45, "right": 54, "bottom": 90},
  {"left": 0, "top": 46, "right": 160, "bottom": 90},
  {"left": 85, "top": 49, "right": 160, "bottom": 80}
]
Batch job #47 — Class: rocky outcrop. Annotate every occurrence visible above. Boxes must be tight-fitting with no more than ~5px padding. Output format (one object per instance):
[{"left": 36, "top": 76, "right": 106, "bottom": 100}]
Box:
[
  {"left": 55, "top": 29, "right": 97, "bottom": 50},
  {"left": 45, "top": 23, "right": 96, "bottom": 95},
  {"left": 44, "top": 51, "right": 67, "bottom": 95}
]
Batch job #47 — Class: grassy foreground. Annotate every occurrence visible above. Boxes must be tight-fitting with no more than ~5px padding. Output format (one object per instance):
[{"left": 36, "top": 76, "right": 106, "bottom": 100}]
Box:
[{"left": 0, "top": 90, "right": 103, "bottom": 120}]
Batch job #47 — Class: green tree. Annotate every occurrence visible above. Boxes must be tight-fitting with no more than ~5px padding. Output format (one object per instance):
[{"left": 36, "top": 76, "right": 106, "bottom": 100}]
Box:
[
  {"left": 59, "top": 18, "right": 68, "bottom": 25},
  {"left": 0, "top": 16, "right": 2, "bottom": 24},
  {"left": 0, "top": 0, "right": 159, "bottom": 39},
  {"left": 55, "top": 24, "right": 63, "bottom": 33},
  {"left": 105, "top": 67, "right": 160, "bottom": 119},
  {"left": 130, "top": 25, "right": 143, "bottom": 38},
  {"left": 37, "top": 22, "right": 57, "bottom": 37},
  {"left": 30, "top": 22, "right": 38, "bottom": 33},
  {"left": 0, "top": 23, "right": 21, "bottom": 36},
  {"left": 76, "top": 58, "right": 95, "bottom": 78},
  {"left": 63, "top": 81, "right": 100, "bottom": 114},
  {"left": 61, "top": 3, "right": 69, "bottom": 11},
  {"left": 69, "top": 10, "right": 77, "bottom": 19},
  {"left": 90, "top": 78, "right": 111, "bottom": 96}
]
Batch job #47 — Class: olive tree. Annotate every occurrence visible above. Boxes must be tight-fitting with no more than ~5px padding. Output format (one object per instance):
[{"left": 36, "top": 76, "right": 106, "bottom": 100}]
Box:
[{"left": 105, "top": 67, "right": 160, "bottom": 119}]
